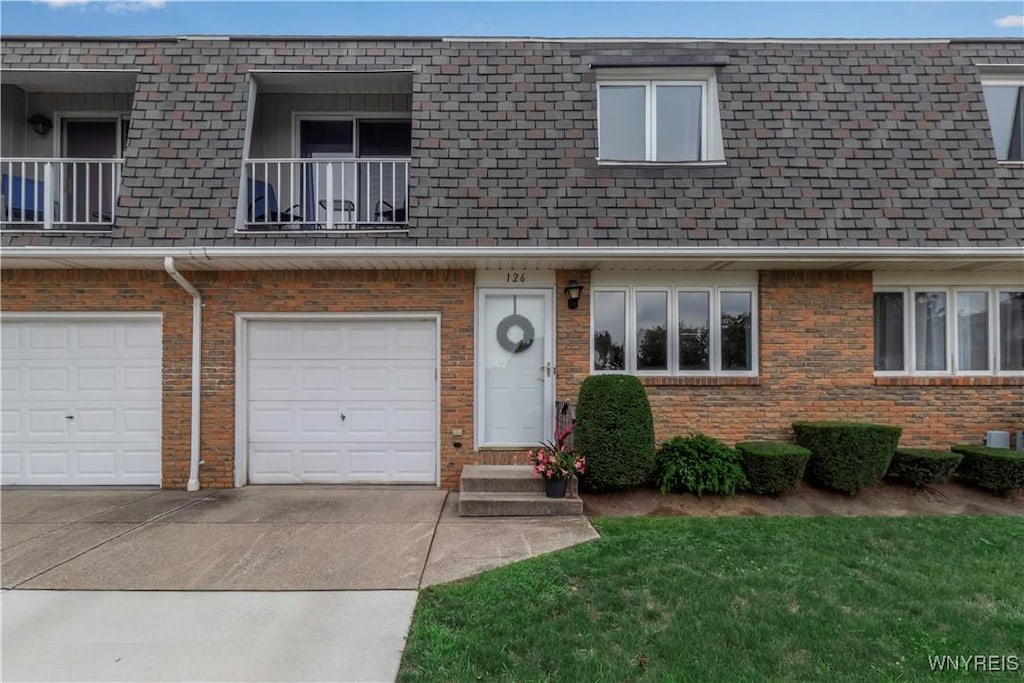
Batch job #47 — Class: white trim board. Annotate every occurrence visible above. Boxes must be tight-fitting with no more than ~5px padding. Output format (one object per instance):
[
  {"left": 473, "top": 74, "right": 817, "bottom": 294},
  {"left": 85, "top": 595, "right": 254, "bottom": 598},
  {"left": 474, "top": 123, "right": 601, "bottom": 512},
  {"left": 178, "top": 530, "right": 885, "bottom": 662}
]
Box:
[
  {"left": 475, "top": 269, "right": 556, "bottom": 287},
  {"left": 4, "top": 246, "right": 1017, "bottom": 259},
  {"left": 873, "top": 271, "right": 1024, "bottom": 287},
  {"left": 592, "top": 270, "right": 757, "bottom": 287}
]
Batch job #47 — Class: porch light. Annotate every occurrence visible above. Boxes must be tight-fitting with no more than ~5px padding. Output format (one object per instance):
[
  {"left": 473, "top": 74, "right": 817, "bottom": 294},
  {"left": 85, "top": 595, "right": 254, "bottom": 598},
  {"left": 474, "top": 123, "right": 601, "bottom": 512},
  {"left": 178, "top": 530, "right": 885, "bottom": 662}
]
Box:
[
  {"left": 28, "top": 114, "right": 52, "bottom": 136},
  {"left": 564, "top": 280, "right": 583, "bottom": 310}
]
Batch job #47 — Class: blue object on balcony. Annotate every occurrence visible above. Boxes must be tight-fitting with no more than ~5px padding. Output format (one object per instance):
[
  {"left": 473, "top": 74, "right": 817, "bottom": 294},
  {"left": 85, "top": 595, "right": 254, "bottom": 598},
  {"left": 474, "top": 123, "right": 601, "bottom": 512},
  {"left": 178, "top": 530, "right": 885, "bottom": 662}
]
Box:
[
  {"left": 1, "top": 174, "right": 45, "bottom": 221},
  {"left": 248, "top": 178, "right": 302, "bottom": 223}
]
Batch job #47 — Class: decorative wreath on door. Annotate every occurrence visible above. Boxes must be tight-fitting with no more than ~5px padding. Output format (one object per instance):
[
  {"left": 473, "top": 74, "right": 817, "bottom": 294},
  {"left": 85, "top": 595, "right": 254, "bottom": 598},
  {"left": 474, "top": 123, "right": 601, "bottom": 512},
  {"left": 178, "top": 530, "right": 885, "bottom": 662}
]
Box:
[{"left": 496, "top": 296, "right": 535, "bottom": 353}]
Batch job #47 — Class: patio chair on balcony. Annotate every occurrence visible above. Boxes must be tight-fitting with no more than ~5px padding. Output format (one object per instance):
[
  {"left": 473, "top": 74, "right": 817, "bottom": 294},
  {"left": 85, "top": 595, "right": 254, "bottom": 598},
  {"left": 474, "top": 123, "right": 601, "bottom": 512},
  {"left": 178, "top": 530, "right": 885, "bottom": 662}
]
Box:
[
  {"left": 374, "top": 200, "right": 407, "bottom": 223},
  {"left": 247, "top": 179, "right": 303, "bottom": 226},
  {"left": 1, "top": 173, "right": 46, "bottom": 222}
]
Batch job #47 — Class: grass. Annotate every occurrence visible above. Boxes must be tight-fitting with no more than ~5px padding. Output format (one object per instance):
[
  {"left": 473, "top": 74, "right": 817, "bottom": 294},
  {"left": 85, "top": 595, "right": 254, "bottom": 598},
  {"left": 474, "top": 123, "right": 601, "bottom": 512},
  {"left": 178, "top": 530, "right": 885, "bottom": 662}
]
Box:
[{"left": 399, "top": 516, "right": 1024, "bottom": 682}]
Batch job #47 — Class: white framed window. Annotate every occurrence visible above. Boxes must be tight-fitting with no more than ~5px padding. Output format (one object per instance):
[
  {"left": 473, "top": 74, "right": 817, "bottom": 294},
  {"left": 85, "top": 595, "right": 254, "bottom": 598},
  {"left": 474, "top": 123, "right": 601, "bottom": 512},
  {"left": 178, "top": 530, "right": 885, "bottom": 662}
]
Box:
[
  {"left": 591, "top": 283, "right": 757, "bottom": 376},
  {"left": 596, "top": 68, "right": 724, "bottom": 163},
  {"left": 873, "top": 286, "right": 1024, "bottom": 376},
  {"left": 980, "top": 76, "right": 1024, "bottom": 163}
]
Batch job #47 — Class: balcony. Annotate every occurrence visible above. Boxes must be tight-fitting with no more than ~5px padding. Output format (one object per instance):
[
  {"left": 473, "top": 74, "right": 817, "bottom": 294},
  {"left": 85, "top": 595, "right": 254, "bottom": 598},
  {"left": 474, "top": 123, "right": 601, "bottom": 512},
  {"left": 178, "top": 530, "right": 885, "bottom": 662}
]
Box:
[
  {"left": 2, "top": 158, "right": 123, "bottom": 230},
  {"left": 1, "top": 69, "right": 136, "bottom": 232},
  {"left": 241, "top": 70, "right": 413, "bottom": 233},
  {"left": 242, "top": 157, "right": 409, "bottom": 231}
]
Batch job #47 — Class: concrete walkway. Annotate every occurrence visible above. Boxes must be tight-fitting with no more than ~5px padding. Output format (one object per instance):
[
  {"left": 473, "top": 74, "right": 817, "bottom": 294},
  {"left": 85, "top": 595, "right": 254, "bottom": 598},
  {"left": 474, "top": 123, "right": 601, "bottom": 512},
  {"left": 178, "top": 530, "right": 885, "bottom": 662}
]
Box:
[
  {"left": 2, "top": 590, "right": 417, "bottom": 682},
  {"left": 1, "top": 486, "right": 598, "bottom": 681}
]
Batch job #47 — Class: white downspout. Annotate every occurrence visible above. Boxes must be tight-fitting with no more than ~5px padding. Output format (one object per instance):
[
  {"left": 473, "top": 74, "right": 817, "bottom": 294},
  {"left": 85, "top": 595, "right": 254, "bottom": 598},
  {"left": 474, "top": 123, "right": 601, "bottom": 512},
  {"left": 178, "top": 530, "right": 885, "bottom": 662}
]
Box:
[{"left": 164, "top": 256, "right": 202, "bottom": 492}]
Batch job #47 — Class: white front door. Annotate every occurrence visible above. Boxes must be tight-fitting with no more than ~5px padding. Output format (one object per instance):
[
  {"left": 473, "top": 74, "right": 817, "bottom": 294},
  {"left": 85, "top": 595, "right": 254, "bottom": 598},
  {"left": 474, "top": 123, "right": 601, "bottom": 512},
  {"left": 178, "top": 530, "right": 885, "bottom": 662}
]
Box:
[
  {"left": 1, "top": 317, "right": 163, "bottom": 486},
  {"left": 477, "top": 290, "right": 554, "bottom": 447},
  {"left": 246, "top": 319, "right": 437, "bottom": 484}
]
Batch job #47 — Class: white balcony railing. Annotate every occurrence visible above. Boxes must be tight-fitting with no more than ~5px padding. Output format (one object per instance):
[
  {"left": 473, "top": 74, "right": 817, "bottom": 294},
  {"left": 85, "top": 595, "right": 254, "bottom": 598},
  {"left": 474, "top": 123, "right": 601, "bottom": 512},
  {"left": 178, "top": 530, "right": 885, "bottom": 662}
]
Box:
[
  {"left": 1, "top": 158, "right": 123, "bottom": 230},
  {"left": 243, "top": 158, "right": 410, "bottom": 230}
]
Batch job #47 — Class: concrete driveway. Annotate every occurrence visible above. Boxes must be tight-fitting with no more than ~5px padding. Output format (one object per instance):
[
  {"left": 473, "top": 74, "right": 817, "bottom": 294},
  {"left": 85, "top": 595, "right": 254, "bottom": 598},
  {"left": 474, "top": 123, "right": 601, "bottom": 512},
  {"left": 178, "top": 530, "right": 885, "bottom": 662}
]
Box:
[
  {"left": 2, "top": 487, "right": 596, "bottom": 590},
  {"left": 1, "top": 486, "right": 598, "bottom": 681}
]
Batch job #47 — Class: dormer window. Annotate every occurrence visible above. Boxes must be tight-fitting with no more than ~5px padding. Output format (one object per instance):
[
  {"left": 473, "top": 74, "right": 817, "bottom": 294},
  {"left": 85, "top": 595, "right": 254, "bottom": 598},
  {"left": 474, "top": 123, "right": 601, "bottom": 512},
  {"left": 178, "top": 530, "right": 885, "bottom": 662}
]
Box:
[
  {"left": 596, "top": 68, "right": 725, "bottom": 164},
  {"left": 981, "top": 75, "right": 1024, "bottom": 162}
]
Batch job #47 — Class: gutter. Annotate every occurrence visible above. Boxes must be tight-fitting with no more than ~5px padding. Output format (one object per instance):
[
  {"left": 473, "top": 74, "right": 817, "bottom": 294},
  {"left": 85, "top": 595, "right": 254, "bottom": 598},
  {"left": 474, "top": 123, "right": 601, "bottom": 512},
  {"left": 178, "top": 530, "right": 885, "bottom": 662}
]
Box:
[
  {"left": 2, "top": 245, "right": 1021, "bottom": 262},
  {"left": 163, "top": 257, "right": 202, "bottom": 492}
]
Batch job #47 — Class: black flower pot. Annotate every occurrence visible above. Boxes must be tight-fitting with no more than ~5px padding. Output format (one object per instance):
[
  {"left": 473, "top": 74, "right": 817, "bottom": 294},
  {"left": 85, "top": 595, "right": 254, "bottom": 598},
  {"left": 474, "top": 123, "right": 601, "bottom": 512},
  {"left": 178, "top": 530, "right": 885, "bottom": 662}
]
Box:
[{"left": 545, "top": 476, "right": 568, "bottom": 498}]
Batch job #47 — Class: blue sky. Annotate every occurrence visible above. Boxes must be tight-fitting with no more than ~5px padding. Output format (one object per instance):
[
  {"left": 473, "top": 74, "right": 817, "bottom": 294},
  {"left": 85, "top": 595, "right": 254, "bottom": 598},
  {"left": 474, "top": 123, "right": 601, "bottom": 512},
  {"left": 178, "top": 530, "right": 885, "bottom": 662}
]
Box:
[{"left": 1, "top": 1, "right": 1022, "bottom": 38}]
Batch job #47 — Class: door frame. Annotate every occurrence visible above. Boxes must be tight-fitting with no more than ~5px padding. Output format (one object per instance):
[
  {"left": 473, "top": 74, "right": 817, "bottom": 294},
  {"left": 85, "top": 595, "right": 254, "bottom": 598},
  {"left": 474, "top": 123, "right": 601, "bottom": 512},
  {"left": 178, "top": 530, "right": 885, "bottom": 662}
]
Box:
[
  {"left": 289, "top": 110, "right": 413, "bottom": 159},
  {"left": 474, "top": 287, "right": 556, "bottom": 450},
  {"left": 290, "top": 112, "right": 412, "bottom": 223},
  {"left": 233, "top": 312, "right": 442, "bottom": 488},
  {"left": 54, "top": 111, "right": 128, "bottom": 158}
]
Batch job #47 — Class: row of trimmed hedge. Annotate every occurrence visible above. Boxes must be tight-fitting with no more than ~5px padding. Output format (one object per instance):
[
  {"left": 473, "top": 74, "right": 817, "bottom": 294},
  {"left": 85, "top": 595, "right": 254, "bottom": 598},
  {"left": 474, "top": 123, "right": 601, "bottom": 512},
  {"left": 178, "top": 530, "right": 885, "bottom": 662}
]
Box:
[
  {"left": 574, "top": 374, "right": 1024, "bottom": 495},
  {"left": 649, "top": 432, "right": 1024, "bottom": 497},
  {"left": 793, "top": 423, "right": 1024, "bottom": 493}
]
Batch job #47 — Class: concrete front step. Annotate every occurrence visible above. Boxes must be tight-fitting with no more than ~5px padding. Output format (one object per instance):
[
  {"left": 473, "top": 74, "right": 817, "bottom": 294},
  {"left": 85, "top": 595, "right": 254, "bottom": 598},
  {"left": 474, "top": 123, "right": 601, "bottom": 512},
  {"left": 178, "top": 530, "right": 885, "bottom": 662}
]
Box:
[
  {"left": 460, "top": 465, "right": 543, "bottom": 493},
  {"left": 458, "top": 492, "right": 584, "bottom": 517},
  {"left": 460, "top": 465, "right": 579, "bottom": 496}
]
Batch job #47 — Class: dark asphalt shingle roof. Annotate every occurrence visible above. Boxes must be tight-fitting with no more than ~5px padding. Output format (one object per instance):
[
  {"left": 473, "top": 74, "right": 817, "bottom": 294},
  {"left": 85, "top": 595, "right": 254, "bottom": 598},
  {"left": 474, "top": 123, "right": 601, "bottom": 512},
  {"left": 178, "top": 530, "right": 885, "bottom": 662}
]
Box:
[{"left": 1, "top": 37, "right": 1021, "bottom": 249}]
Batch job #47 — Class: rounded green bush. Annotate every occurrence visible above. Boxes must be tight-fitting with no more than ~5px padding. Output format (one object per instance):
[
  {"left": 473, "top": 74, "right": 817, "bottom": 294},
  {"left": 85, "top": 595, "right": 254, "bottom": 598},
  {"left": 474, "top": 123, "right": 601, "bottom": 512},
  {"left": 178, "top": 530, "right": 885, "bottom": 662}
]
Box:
[
  {"left": 657, "top": 434, "right": 748, "bottom": 496},
  {"left": 792, "top": 421, "right": 902, "bottom": 495},
  {"left": 736, "top": 441, "right": 811, "bottom": 495},
  {"left": 575, "top": 374, "right": 655, "bottom": 492},
  {"left": 888, "top": 448, "right": 962, "bottom": 488},
  {"left": 951, "top": 445, "right": 1024, "bottom": 492}
]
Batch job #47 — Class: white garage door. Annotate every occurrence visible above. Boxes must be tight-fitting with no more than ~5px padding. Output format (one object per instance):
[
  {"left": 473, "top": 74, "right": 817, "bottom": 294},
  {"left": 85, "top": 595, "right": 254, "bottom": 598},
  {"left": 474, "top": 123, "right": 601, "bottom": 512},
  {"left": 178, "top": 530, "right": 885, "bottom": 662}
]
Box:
[
  {"left": 1, "top": 317, "right": 163, "bottom": 486},
  {"left": 247, "top": 319, "right": 438, "bottom": 484}
]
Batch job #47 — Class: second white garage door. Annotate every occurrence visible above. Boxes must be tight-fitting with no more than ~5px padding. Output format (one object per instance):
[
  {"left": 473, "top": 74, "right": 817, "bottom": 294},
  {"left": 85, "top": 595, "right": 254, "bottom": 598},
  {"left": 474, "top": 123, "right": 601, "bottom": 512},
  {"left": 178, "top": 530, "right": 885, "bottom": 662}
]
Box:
[{"left": 246, "top": 319, "right": 438, "bottom": 484}]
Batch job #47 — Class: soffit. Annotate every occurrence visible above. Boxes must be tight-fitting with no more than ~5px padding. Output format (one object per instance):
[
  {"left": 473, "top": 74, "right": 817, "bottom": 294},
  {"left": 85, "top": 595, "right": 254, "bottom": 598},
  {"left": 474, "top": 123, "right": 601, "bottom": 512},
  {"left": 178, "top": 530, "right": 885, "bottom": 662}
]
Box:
[
  {"left": 1, "top": 69, "right": 139, "bottom": 93},
  {"left": 252, "top": 70, "right": 414, "bottom": 94}
]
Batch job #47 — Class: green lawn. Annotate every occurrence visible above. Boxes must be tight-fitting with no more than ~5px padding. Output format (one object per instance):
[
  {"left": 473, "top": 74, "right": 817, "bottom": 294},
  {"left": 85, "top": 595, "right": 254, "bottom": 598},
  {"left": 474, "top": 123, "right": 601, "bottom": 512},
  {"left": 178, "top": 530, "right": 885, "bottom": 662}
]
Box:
[{"left": 399, "top": 516, "right": 1024, "bottom": 682}]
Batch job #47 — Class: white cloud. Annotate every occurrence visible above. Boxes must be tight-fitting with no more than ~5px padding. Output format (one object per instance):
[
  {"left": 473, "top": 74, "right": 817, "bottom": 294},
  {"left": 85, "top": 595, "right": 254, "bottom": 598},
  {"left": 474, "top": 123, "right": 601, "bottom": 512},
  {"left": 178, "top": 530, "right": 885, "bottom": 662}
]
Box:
[
  {"left": 994, "top": 15, "right": 1024, "bottom": 29},
  {"left": 35, "top": 0, "right": 90, "bottom": 7},
  {"left": 106, "top": 0, "right": 166, "bottom": 12},
  {"left": 34, "top": 0, "right": 165, "bottom": 12}
]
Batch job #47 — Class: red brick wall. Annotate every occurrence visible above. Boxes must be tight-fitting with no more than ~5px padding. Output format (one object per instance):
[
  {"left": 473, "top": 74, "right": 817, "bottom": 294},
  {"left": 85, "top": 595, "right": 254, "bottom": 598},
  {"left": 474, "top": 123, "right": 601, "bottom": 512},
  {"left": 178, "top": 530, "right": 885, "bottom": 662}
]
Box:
[
  {"left": 198, "top": 270, "right": 475, "bottom": 490},
  {"left": 3, "top": 268, "right": 1019, "bottom": 490},
  {"left": 2, "top": 269, "right": 477, "bottom": 490},
  {"left": 558, "top": 270, "right": 1022, "bottom": 448},
  {"left": 1, "top": 270, "right": 195, "bottom": 487}
]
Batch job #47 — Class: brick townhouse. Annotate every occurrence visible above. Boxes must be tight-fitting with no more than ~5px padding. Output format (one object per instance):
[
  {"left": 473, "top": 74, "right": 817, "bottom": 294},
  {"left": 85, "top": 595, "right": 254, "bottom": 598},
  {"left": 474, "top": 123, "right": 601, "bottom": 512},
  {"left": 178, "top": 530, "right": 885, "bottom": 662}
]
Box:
[{"left": 1, "top": 35, "right": 1021, "bottom": 490}]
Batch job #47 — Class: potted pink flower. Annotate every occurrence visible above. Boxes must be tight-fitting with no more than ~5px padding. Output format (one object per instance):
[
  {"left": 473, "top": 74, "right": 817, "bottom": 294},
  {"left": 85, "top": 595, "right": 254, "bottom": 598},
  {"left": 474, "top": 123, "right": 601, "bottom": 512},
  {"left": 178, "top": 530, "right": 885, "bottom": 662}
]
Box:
[{"left": 527, "top": 423, "right": 585, "bottom": 498}]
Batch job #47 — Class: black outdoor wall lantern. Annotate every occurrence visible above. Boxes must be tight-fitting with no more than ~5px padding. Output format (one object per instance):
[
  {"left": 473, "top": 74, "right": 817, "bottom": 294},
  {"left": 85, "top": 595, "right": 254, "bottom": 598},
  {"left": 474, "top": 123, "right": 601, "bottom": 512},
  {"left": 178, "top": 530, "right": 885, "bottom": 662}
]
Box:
[
  {"left": 564, "top": 280, "right": 583, "bottom": 310},
  {"left": 28, "top": 114, "right": 53, "bottom": 136}
]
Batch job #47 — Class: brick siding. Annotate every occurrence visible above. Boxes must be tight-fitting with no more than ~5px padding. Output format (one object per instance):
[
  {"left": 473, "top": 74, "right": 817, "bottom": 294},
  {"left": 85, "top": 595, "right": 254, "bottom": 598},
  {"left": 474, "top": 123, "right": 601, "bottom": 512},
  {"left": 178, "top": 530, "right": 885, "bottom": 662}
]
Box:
[{"left": 4, "top": 268, "right": 1018, "bottom": 490}]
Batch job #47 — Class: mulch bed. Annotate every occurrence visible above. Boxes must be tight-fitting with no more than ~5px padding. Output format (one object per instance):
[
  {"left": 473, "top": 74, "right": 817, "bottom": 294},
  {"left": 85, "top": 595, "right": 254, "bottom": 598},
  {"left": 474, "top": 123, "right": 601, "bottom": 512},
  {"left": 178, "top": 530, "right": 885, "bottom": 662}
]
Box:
[{"left": 583, "top": 479, "right": 1023, "bottom": 518}]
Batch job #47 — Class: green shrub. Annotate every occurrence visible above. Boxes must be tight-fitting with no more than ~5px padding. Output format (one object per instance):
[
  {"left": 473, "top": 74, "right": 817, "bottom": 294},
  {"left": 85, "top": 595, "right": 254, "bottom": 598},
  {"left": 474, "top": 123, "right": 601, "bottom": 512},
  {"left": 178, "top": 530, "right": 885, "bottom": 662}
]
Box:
[
  {"left": 575, "top": 375, "right": 656, "bottom": 492},
  {"left": 792, "top": 421, "right": 902, "bottom": 494},
  {"left": 888, "top": 448, "right": 962, "bottom": 488},
  {"left": 656, "top": 434, "right": 748, "bottom": 496},
  {"left": 736, "top": 441, "right": 811, "bottom": 495},
  {"left": 951, "top": 445, "right": 1024, "bottom": 492}
]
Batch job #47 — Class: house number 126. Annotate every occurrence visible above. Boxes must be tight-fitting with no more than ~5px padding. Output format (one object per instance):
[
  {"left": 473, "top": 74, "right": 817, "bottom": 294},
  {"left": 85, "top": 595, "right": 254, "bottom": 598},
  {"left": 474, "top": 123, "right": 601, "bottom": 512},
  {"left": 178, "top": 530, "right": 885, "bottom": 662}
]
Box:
[{"left": 506, "top": 272, "right": 527, "bottom": 284}]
